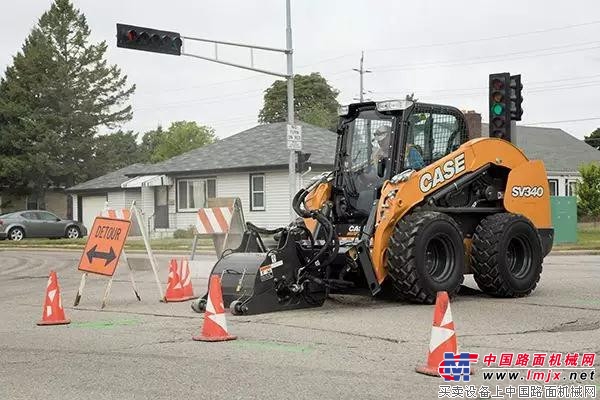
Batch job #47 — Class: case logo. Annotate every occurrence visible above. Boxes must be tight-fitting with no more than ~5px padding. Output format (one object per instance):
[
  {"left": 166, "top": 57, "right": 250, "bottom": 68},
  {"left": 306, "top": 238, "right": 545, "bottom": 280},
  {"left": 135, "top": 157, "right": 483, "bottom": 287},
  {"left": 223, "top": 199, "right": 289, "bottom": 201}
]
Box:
[{"left": 419, "top": 153, "right": 466, "bottom": 193}]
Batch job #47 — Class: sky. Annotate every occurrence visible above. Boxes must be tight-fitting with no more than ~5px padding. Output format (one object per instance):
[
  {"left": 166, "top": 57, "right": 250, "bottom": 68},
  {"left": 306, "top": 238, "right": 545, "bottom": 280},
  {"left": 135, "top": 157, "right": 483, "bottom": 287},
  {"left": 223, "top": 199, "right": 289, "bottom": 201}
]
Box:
[{"left": 1, "top": 1, "right": 599, "bottom": 140}]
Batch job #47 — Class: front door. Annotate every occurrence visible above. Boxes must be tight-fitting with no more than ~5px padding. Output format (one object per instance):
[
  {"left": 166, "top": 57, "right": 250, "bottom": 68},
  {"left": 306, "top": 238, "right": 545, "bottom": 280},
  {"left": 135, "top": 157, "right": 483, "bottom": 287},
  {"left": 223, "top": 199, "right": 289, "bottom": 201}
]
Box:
[{"left": 154, "top": 186, "right": 169, "bottom": 229}]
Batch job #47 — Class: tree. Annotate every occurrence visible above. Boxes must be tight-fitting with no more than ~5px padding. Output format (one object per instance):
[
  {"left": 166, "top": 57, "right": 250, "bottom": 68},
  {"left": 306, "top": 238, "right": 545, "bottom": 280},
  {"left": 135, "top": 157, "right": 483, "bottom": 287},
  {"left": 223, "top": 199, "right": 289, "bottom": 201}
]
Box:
[
  {"left": 258, "top": 73, "right": 339, "bottom": 130},
  {"left": 138, "top": 125, "right": 164, "bottom": 162},
  {"left": 584, "top": 128, "right": 600, "bottom": 150},
  {"left": 577, "top": 163, "right": 600, "bottom": 220},
  {"left": 0, "top": 0, "right": 134, "bottom": 196},
  {"left": 140, "top": 121, "right": 216, "bottom": 163},
  {"left": 91, "top": 131, "right": 143, "bottom": 177}
]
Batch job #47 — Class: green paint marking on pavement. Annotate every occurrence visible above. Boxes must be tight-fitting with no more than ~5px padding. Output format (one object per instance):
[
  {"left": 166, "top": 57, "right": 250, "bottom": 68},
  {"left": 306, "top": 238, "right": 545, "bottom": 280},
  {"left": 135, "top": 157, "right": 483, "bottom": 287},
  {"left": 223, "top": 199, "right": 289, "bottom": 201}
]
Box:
[
  {"left": 574, "top": 298, "right": 600, "bottom": 305},
  {"left": 233, "top": 339, "right": 313, "bottom": 354},
  {"left": 69, "top": 319, "right": 141, "bottom": 329}
]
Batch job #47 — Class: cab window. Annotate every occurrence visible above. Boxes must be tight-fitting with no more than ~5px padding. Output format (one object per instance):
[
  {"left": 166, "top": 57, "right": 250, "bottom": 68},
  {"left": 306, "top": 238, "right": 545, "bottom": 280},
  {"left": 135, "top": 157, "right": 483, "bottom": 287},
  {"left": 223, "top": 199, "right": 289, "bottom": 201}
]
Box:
[{"left": 404, "top": 110, "right": 464, "bottom": 169}]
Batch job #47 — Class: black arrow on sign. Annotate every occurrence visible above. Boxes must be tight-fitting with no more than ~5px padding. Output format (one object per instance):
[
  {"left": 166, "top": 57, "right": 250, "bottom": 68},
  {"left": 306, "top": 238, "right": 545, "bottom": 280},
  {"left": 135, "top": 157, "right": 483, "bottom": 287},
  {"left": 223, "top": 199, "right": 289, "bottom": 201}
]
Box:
[{"left": 86, "top": 245, "right": 116, "bottom": 266}]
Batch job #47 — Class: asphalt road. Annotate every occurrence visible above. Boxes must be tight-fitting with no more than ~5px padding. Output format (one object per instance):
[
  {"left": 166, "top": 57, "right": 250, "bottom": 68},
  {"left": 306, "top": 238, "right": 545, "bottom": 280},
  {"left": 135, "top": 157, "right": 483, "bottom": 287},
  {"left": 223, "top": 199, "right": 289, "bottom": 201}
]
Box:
[{"left": 0, "top": 249, "right": 598, "bottom": 399}]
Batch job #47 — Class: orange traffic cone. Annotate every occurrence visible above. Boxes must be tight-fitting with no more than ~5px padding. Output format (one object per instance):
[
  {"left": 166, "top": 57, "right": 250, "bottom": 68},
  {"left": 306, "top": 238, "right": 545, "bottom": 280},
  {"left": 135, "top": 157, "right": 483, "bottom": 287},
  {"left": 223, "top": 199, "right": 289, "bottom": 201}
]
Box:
[
  {"left": 192, "top": 275, "right": 237, "bottom": 342},
  {"left": 179, "top": 259, "right": 197, "bottom": 301},
  {"left": 38, "top": 271, "right": 70, "bottom": 326},
  {"left": 416, "top": 291, "right": 458, "bottom": 376},
  {"left": 164, "top": 260, "right": 184, "bottom": 302}
]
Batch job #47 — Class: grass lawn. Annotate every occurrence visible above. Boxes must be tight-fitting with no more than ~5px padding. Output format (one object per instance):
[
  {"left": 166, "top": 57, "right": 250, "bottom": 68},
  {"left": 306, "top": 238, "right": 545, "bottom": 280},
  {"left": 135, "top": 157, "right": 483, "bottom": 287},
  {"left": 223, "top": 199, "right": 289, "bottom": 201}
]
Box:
[
  {"left": 0, "top": 237, "right": 213, "bottom": 251},
  {"left": 553, "top": 226, "right": 600, "bottom": 251}
]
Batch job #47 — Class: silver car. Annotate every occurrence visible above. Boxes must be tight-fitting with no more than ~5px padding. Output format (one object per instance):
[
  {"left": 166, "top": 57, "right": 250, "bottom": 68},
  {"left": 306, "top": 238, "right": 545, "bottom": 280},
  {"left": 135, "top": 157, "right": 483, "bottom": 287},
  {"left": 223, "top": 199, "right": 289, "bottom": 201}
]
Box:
[{"left": 0, "top": 210, "right": 87, "bottom": 241}]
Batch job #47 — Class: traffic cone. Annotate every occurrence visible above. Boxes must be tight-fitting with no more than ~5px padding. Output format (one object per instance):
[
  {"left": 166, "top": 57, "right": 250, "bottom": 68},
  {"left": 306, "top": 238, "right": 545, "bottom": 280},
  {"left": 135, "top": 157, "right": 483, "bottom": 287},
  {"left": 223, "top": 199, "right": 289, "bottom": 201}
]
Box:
[
  {"left": 164, "top": 260, "right": 184, "bottom": 302},
  {"left": 38, "top": 271, "right": 70, "bottom": 326},
  {"left": 179, "top": 259, "right": 198, "bottom": 301},
  {"left": 416, "top": 291, "right": 458, "bottom": 376},
  {"left": 192, "top": 275, "right": 237, "bottom": 342}
]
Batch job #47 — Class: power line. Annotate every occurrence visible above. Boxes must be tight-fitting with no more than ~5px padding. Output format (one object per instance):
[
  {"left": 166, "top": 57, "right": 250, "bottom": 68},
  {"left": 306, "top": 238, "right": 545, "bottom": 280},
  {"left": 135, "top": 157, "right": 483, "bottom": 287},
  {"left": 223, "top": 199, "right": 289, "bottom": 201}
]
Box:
[
  {"left": 369, "top": 20, "right": 600, "bottom": 54},
  {"left": 526, "top": 117, "right": 600, "bottom": 125},
  {"left": 371, "top": 41, "right": 600, "bottom": 72},
  {"left": 295, "top": 19, "right": 600, "bottom": 70}
]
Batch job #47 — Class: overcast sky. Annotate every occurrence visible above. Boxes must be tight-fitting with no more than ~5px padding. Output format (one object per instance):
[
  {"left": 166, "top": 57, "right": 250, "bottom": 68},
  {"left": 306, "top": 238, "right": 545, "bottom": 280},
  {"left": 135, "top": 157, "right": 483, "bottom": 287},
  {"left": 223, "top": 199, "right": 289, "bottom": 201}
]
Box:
[{"left": 1, "top": 1, "right": 599, "bottom": 140}]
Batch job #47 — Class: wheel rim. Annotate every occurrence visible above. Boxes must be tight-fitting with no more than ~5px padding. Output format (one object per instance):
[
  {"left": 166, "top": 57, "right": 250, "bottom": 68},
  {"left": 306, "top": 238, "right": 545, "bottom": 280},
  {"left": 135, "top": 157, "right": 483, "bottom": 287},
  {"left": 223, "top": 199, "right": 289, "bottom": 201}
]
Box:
[
  {"left": 506, "top": 235, "right": 532, "bottom": 279},
  {"left": 67, "top": 228, "right": 79, "bottom": 239},
  {"left": 10, "top": 230, "right": 23, "bottom": 241},
  {"left": 424, "top": 233, "right": 455, "bottom": 283}
]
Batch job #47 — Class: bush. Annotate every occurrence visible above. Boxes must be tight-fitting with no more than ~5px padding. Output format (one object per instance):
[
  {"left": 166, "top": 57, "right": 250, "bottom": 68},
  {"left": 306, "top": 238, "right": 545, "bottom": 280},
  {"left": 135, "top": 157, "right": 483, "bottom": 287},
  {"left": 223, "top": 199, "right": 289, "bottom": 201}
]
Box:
[
  {"left": 577, "top": 163, "right": 600, "bottom": 219},
  {"left": 173, "top": 226, "right": 196, "bottom": 239}
]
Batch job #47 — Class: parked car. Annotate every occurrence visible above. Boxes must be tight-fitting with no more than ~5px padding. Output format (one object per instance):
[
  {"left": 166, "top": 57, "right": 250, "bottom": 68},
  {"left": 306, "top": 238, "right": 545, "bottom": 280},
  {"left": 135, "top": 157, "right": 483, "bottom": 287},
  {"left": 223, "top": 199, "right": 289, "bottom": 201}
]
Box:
[{"left": 0, "top": 210, "right": 87, "bottom": 241}]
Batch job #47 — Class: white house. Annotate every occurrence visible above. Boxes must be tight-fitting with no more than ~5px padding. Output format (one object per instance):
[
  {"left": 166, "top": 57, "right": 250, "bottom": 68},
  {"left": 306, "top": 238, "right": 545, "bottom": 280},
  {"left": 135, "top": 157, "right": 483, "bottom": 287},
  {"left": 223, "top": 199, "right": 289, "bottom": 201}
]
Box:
[
  {"left": 68, "top": 122, "right": 335, "bottom": 233},
  {"left": 481, "top": 123, "right": 600, "bottom": 196},
  {"left": 67, "top": 120, "right": 600, "bottom": 235}
]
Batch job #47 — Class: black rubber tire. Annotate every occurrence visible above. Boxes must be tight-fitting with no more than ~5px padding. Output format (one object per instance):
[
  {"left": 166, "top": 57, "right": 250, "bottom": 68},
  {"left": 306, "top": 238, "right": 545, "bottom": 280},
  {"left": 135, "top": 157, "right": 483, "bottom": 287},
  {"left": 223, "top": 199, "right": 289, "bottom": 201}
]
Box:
[
  {"left": 471, "top": 213, "right": 543, "bottom": 297},
  {"left": 386, "top": 211, "right": 465, "bottom": 304},
  {"left": 190, "top": 298, "right": 206, "bottom": 313}
]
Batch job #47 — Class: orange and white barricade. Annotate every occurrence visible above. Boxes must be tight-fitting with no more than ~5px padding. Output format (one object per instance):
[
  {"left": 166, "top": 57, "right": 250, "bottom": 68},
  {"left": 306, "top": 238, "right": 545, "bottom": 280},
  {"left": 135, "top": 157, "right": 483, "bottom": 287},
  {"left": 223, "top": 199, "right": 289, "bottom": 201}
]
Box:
[{"left": 191, "top": 197, "right": 245, "bottom": 259}]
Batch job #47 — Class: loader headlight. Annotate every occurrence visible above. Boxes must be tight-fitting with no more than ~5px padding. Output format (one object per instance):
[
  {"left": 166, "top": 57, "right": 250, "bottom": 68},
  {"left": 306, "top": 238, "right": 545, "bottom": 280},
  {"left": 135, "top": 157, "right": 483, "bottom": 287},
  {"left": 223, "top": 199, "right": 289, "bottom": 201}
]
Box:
[
  {"left": 391, "top": 169, "right": 415, "bottom": 184},
  {"left": 337, "top": 105, "right": 349, "bottom": 116},
  {"left": 376, "top": 99, "right": 413, "bottom": 112}
]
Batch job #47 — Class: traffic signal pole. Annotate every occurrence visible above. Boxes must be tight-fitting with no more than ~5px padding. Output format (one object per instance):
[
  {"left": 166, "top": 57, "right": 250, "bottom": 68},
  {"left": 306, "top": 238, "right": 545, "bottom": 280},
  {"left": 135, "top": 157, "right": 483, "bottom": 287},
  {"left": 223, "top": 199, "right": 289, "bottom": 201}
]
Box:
[
  {"left": 285, "top": 0, "right": 297, "bottom": 221},
  {"left": 117, "top": 0, "right": 297, "bottom": 221}
]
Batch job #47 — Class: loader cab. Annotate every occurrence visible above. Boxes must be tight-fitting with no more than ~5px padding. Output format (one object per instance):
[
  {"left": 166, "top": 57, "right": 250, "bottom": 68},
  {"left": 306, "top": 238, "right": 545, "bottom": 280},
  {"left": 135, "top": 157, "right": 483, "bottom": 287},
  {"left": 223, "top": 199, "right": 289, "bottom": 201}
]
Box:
[{"left": 334, "top": 100, "right": 468, "bottom": 223}]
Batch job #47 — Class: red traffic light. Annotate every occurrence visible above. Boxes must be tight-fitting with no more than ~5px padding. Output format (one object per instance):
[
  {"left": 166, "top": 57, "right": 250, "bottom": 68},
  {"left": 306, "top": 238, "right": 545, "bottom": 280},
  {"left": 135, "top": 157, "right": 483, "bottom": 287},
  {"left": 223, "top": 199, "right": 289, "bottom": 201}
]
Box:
[
  {"left": 492, "top": 78, "right": 504, "bottom": 90},
  {"left": 117, "top": 23, "right": 182, "bottom": 56}
]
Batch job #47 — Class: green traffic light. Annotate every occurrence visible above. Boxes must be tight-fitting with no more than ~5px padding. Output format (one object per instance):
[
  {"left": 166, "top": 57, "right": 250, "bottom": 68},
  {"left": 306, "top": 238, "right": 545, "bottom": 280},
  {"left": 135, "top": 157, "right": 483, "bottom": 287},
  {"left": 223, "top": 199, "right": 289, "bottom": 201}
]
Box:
[{"left": 492, "top": 103, "right": 504, "bottom": 116}]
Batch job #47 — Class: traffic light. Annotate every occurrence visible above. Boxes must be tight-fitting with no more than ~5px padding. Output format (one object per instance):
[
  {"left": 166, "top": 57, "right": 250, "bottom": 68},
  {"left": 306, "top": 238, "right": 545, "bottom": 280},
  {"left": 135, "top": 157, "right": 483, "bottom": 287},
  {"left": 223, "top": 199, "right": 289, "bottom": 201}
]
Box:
[
  {"left": 116, "top": 23, "right": 182, "bottom": 56},
  {"left": 489, "top": 72, "right": 511, "bottom": 141},
  {"left": 509, "top": 74, "right": 523, "bottom": 121},
  {"left": 295, "top": 151, "right": 312, "bottom": 173}
]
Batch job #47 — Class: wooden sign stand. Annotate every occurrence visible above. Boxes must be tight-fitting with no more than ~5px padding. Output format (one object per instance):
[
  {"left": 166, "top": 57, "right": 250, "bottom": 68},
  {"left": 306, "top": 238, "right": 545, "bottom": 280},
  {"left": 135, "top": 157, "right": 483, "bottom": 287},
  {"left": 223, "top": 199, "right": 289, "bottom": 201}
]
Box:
[{"left": 74, "top": 201, "right": 164, "bottom": 309}]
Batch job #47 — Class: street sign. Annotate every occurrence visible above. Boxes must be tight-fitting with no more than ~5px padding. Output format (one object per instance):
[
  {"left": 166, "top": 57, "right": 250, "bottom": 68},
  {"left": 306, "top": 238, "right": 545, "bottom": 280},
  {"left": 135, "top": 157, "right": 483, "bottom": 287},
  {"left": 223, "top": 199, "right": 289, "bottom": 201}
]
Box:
[
  {"left": 78, "top": 217, "right": 131, "bottom": 277},
  {"left": 287, "top": 124, "right": 302, "bottom": 151}
]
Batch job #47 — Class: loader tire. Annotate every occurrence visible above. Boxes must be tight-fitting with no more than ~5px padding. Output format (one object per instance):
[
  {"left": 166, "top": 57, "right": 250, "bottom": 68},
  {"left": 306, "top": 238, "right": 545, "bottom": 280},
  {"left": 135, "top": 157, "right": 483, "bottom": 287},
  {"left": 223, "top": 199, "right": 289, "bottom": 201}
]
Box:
[
  {"left": 471, "top": 213, "right": 543, "bottom": 297},
  {"left": 386, "top": 211, "right": 465, "bottom": 304}
]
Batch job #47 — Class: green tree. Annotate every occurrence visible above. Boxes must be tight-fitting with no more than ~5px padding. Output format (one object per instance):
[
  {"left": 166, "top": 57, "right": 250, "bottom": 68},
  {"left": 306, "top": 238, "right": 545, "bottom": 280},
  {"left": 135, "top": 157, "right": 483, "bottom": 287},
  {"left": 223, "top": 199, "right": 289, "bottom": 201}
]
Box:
[
  {"left": 138, "top": 125, "right": 164, "bottom": 162},
  {"left": 0, "top": 0, "right": 134, "bottom": 195},
  {"left": 258, "top": 73, "right": 339, "bottom": 130},
  {"left": 141, "top": 121, "right": 216, "bottom": 163},
  {"left": 577, "top": 163, "right": 600, "bottom": 219},
  {"left": 91, "top": 131, "right": 143, "bottom": 177},
  {"left": 584, "top": 128, "right": 600, "bottom": 150}
]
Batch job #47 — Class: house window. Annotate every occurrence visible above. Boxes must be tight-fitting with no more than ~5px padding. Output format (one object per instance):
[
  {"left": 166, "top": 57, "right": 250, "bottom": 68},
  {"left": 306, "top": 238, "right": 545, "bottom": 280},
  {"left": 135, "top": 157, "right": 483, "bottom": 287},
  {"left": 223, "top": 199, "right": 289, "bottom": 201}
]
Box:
[
  {"left": 177, "top": 178, "right": 216, "bottom": 211},
  {"left": 250, "top": 174, "right": 265, "bottom": 211},
  {"left": 547, "top": 179, "right": 558, "bottom": 196},
  {"left": 26, "top": 195, "right": 40, "bottom": 210},
  {"left": 566, "top": 180, "right": 577, "bottom": 197}
]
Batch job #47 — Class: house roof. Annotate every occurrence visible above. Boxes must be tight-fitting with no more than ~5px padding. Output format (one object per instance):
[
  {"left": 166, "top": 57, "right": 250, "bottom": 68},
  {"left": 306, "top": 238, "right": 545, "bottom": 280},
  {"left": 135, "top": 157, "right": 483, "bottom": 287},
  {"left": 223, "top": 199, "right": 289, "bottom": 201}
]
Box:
[
  {"left": 69, "top": 122, "right": 599, "bottom": 193},
  {"left": 67, "top": 163, "right": 150, "bottom": 193},
  {"left": 482, "top": 124, "right": 600, "bottom": 173},
  {"left": 133, "top": 122, "right": 337, "bottom": 176}
]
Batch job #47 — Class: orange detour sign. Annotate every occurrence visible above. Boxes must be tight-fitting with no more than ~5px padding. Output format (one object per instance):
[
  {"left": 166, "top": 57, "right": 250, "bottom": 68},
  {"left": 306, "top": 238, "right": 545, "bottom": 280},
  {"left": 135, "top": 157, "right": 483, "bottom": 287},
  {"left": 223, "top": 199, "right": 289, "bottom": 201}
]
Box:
[{"left": 78, "top": 217, "right": 131, "bottom": 276}]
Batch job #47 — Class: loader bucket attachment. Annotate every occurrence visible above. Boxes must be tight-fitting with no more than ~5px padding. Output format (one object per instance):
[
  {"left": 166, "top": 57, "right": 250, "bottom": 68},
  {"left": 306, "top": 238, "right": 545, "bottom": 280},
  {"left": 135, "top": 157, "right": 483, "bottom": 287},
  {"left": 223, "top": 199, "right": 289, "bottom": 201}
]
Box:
[{"left": 202, "top": 230, "right": 327, "bottom": 315}]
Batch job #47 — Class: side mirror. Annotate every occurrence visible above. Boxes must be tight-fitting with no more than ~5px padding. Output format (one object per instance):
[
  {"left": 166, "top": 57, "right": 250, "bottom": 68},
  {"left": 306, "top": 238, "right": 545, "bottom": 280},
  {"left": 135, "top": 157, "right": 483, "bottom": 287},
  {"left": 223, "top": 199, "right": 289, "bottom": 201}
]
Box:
[
  {"left": 55, "top": 218, "right": 61, "bottom": 222},
  {"left": 377, "top": 158, "right": 386, "bottom": 177}
]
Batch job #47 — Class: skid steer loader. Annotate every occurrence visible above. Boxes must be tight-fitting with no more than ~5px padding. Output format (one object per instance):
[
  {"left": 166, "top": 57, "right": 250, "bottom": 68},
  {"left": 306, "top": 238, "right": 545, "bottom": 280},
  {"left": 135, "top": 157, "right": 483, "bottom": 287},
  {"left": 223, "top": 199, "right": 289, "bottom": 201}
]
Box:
[{"left": 192, "top": 98, "right": 554, "bottom": 315}]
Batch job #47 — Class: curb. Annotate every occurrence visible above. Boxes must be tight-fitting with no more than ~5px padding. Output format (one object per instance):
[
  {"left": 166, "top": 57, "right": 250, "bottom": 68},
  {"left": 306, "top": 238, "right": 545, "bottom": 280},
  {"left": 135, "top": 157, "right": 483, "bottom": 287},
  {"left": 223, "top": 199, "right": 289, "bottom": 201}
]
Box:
[{"left": 550, "top": 250, "right": 600, "bottom": 256}]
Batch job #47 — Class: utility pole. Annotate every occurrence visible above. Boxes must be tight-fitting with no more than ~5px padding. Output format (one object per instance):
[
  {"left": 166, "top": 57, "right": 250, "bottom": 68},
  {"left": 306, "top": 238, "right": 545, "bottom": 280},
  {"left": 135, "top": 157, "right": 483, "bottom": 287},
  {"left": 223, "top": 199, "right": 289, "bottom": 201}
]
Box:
[
  {"left": 285, "top": 0, "right": 297, "bottom": 221},
  {"left": 353, "top": 51, "right": 371, "bottom": 102}
]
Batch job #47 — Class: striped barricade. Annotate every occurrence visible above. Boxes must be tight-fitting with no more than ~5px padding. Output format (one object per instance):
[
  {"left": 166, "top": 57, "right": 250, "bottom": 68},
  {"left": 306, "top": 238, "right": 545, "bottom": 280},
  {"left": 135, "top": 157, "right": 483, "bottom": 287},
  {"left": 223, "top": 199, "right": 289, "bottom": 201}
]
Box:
[
  {"left": 191, "top": 198, "right": 245, "bottom": 258},
  {"left": 101, "top": 208, "right": 131, "bottom": 221}
]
